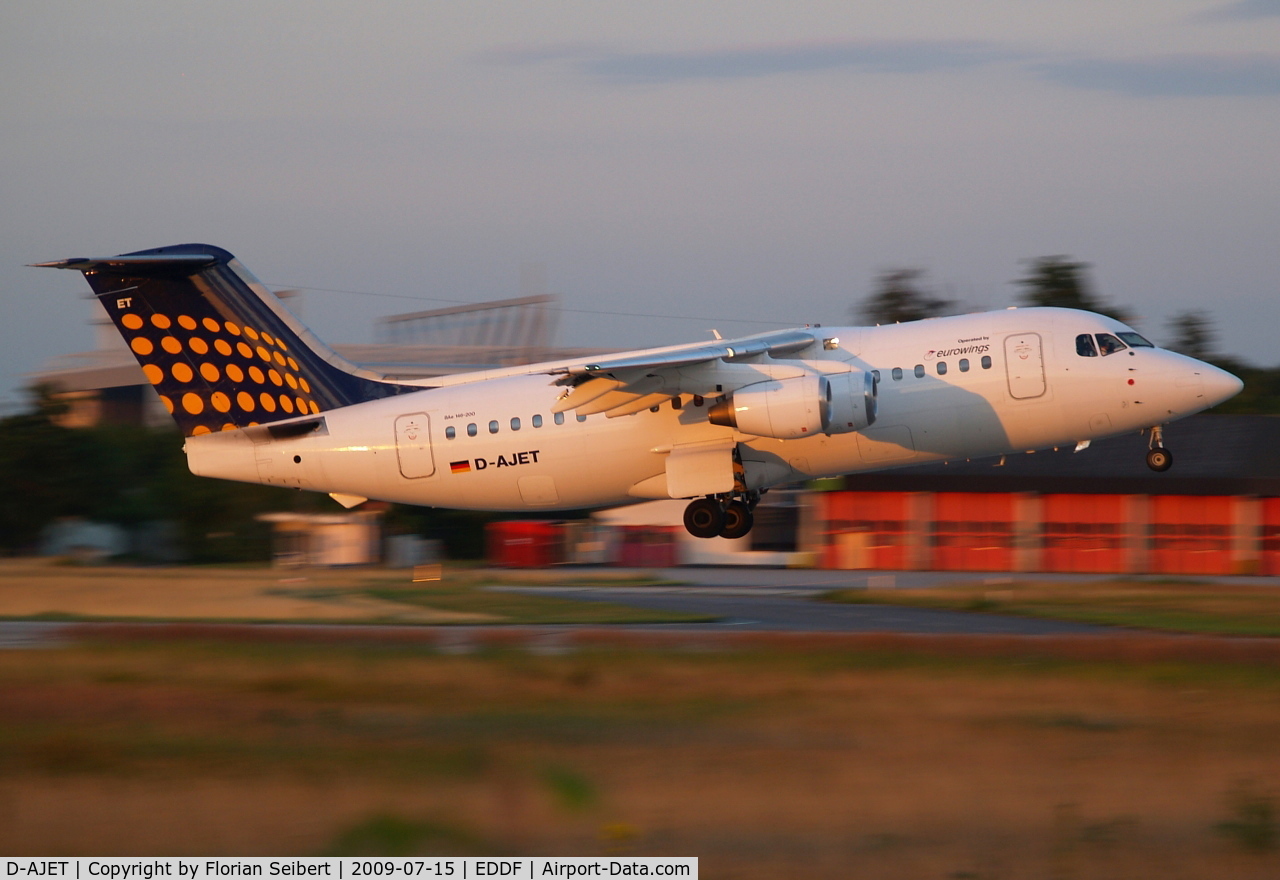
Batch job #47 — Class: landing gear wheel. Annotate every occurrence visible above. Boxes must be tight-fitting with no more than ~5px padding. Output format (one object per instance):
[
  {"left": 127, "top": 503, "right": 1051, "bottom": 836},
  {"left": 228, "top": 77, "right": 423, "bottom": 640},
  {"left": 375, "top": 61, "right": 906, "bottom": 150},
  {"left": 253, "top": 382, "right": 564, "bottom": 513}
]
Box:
[
  {"left": 719, "top": 500, "right": 754, "bottom": 539},
  {"left": 683, "top": 498, "right": 725, "bottom": 539},
  {"left": 1146, "top": 447, "right": 1173, "bottom": 472}
]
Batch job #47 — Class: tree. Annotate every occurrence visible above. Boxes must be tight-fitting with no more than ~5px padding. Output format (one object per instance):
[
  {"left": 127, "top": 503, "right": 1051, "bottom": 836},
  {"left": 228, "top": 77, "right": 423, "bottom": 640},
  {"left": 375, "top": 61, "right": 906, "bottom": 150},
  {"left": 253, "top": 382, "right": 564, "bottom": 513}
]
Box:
[
  {"left": 1015, "top": 256, "right": 1131, "bottom": 323},
  {"left": 0, "top": 404, "right": 95, "bottom": 551},
  {"left": 1166, "top": 310, "right": 1216, "bottom": 360},
  {"left": 858, "top": 269, "right": 954, "bottom": 325},
  {"left": 0, "top": 385, "right": 308, "bottom": 559},
  {"left": 0, "top": 384, "right": 502, "bottom": 559}
]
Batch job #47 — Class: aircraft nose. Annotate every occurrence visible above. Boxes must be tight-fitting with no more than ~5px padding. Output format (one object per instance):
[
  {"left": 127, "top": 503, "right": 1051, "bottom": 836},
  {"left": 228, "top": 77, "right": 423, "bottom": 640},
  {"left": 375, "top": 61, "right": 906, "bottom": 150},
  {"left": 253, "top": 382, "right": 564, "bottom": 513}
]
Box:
[{"left": 1202, "top": 363, "right": 1244, "bottom": 407}]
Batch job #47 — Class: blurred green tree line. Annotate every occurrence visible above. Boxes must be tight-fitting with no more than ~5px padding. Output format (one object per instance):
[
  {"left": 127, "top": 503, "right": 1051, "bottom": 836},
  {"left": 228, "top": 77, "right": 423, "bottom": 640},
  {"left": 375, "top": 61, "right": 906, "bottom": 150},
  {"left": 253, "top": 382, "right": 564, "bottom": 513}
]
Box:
[{"left": 0, "top": 388, "right": 495, "bottom": 561}]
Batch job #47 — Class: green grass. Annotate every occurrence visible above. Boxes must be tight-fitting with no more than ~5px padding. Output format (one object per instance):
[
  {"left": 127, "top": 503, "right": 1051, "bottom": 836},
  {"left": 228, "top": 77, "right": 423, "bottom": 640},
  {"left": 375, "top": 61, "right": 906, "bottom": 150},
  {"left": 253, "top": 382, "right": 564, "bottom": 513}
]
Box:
[
  {"left": 822, "top": 578, "right": 1280, "bottom": 637},
  {"left": 366, "top": 578, "right": 716, "bottom": 626},
  {"left": 326, "top": 814, "right": 489, "bottom": 856}
]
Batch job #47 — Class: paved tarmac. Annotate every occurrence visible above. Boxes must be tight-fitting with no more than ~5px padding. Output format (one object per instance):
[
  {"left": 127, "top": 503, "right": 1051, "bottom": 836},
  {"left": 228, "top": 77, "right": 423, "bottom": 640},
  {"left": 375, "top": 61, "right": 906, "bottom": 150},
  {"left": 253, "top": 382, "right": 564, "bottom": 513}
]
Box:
[
  {"left": 483, "top": 567, "right": 1105, "bottom": 636},
  {"left": 488, "top": 585, "right": 1104, "bottom": 634},
  {"left": 484, "top": 565, "right": 1280, "bottom": 635}
]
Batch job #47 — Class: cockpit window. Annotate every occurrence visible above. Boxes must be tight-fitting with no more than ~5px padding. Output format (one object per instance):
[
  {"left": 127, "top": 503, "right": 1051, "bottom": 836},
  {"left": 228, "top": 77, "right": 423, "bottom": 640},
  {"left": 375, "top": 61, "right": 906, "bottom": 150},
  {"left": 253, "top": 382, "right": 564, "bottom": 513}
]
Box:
[
  {"left": 1076, "top": 334, "right": 1098, "bottom": 357},
  {"left": 1118, "top": 331, "right": 1154, "bottom": 348},
  {"left": 1096, "top": 333, "right": 1127, "bottom": 356}
]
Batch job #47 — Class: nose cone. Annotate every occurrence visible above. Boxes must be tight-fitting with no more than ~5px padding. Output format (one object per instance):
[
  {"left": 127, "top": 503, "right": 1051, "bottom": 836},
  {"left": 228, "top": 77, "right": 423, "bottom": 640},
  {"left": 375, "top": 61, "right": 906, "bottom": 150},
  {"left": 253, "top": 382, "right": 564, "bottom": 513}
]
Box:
[{"left": 1202, "top": 362, "right": 1244, "bottom": 407}]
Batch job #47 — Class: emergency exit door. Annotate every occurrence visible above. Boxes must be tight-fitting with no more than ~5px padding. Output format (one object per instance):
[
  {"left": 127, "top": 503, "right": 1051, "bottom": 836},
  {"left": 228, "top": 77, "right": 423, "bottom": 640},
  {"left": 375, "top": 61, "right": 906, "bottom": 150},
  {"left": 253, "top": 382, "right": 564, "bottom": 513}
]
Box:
[
  {"left": 1004, "top": 333, "right": 1046, "bottom": 399},
  {"left": 395, "top": 412, "right": 435, "bottom": 478}
]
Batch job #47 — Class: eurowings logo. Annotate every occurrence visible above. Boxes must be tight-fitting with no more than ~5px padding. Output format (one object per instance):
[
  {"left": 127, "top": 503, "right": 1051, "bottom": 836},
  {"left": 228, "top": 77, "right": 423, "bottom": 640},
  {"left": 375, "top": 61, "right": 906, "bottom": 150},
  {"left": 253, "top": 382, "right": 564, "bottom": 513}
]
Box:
[{"left": 925, "top": 343, "right": 991, "bottom": 359}]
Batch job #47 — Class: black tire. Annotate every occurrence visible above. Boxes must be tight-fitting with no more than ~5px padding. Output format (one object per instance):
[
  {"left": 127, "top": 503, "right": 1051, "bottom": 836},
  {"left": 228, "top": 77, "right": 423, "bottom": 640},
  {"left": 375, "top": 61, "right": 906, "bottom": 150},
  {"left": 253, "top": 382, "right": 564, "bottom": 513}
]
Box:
[
  {"left": 719, "top": 500, "right": 754, "bottom": 539},
  {"left": 683, "top": 498, "right": 725, "bottom": 539},
  {"left": 1146, "top": 447, "right": 1173, "bottom": 472}
]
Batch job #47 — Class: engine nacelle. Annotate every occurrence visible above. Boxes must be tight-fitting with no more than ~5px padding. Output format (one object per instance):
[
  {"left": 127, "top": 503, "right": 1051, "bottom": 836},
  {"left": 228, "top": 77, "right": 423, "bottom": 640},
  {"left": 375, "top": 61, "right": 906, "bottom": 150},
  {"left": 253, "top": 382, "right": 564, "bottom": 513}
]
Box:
[
  {"left": 707, "top": 370, "right": 877, "bottom": 439},
  {"left": 707, "top": 375, "right": 830, "bottom": 439},
  {"left": 825, "top": 369, "right": 877, "bottom": 434}
]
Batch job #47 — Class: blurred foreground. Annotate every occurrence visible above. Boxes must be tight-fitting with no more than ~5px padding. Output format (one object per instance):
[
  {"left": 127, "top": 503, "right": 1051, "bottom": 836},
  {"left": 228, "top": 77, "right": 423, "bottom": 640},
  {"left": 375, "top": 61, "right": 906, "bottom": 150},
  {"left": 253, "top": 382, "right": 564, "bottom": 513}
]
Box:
[
  {"left": 3, "top": 625, "right": 1280, "bottom": 877},
  {"left": 4, "top": 561, "right": 1280, "bottom": 877}
]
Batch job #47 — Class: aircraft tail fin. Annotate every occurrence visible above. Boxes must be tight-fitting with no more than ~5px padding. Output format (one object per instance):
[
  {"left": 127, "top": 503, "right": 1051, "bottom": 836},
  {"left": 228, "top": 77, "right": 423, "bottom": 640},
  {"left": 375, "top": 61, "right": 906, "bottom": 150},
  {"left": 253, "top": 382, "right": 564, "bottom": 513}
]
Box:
[{"left": 34, "top": 244, "right": 416, "bottom": 436}]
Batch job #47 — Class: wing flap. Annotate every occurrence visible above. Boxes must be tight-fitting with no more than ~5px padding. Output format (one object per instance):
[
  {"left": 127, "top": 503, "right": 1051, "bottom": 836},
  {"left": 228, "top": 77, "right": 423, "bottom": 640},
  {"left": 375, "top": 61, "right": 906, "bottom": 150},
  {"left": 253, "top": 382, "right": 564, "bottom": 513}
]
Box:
[
  {"left": 575, "top": 389, "right": 649, "bottom": 417},
  {"left": 550, "top": 329, "right": 817, "bottom": 384},
  {"left": 605, "top": 392, "right": 674, "bottom": 418},
  {"left": 548, "top": 328, "right": 820, "bottom": 416},
  {"left": 551, "top": 377, "right": 624, "bottom": 413}
]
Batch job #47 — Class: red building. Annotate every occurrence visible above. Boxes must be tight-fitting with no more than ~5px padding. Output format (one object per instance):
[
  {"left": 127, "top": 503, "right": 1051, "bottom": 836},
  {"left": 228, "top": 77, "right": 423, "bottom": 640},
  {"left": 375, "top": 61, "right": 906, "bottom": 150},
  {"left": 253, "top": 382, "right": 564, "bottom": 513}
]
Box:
[{"left": 811, "top": 414, "right": 1280, "bottom": 576}]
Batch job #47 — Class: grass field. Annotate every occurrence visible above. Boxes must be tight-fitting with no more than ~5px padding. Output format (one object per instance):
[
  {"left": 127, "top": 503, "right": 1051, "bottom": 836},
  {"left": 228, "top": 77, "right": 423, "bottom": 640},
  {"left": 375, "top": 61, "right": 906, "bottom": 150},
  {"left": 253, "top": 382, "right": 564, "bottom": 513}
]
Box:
[
  {"left": 823, "top": 577, "right": 1280, "bottom": 636},
  {"left": 4, "top": 632, "right": 1280, "bottom": 878},
  {"left": 6, "top": 562, "right": 1280, "bottom": 875}
]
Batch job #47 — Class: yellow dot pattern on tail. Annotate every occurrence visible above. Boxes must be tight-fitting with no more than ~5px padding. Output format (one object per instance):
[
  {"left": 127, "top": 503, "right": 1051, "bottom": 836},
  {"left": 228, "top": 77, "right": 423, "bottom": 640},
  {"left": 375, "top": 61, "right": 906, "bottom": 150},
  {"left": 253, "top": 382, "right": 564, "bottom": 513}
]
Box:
[
  {"left": 125, "top": 309, "right": 322, "bottom": 433},
  {"left": 34, "top": 244, "right": 420, "bottom": 437}
]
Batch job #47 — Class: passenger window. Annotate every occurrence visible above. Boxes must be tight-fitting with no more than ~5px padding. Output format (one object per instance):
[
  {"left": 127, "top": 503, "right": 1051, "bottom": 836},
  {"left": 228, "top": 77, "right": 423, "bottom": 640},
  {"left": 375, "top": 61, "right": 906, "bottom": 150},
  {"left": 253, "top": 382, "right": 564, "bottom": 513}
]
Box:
[
  {"left": 445, "top": 426, "right": 456, "bottom": 440},
  {"left": 488, "top": 420, "right": 499, "bottom": 434},
  {"left": 1096, "top": 333, "right": 1127, "bottom": 356},
  {"left": 936, "top": 361, "right": 947, "bottom": 375},
  {"left": 892, "top": 367, "right": 903, "bottom": 381},
  {"left": 467, "top": 423, "right": 477, "bottom": 437},
  {"left": 959, "top": 359, "right": 969, "bottom": 372},
  {"left": 1076, "top": 334, "right": 1098, "bottom": 357},
  {"left": 532, "top": 414, "right": 543, "bottom": 428},
  {"left": 577, "top": 414, "right": 587, "bottom": 422},
  {"left": 554, "top": 412, "right": 565, "bottom": 426},
  {"left": 981, "top": 356, "right": 992, "bottom": 369},
  {"left": 871, "top": 370, "right": 881, "bottom": 382},
  {"left": 914, "top": 364, "right": 925, "bottom": 378},
  {"left": 671, "top": 397, "right": 682, "bottom": 410},
  {"left": 510, "top": 417, "right": 521, "bottom": 431}
]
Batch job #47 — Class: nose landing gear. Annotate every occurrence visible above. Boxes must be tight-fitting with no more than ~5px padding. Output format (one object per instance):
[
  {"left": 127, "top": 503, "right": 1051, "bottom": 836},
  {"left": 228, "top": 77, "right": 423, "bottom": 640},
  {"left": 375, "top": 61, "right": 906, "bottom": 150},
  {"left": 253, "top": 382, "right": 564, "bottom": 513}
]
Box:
[
  {"left": 1146, "top": 425, "right": 1173, "bottom": 472},
  {"left": 682, "top": 493, "right": 759, "bottom": 539}
]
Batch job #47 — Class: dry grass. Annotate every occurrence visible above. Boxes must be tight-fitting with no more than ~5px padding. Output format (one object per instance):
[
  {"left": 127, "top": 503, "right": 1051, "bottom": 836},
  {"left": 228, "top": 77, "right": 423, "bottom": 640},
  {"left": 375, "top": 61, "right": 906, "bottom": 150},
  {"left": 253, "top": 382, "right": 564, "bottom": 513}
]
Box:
[
  {"left": 3, "top": 635, "right": 1280, "bottom": 878},
  {"left": 0, "top": 559, "right": 482, "bottom": 623},
  {"left": 0, "top": 559, "right": 699, "bottom": 625}
]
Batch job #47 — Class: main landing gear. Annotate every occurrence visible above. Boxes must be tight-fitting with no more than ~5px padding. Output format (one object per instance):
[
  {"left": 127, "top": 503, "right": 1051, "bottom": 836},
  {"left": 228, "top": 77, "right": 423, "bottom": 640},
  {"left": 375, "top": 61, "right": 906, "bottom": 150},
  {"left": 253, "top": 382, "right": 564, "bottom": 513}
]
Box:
[
  {"left": 683, "top": 493, "right": 759, "bottom": 539},
  {"left": 1146, "top": 425, "right": 1173, "bottom": 472}
]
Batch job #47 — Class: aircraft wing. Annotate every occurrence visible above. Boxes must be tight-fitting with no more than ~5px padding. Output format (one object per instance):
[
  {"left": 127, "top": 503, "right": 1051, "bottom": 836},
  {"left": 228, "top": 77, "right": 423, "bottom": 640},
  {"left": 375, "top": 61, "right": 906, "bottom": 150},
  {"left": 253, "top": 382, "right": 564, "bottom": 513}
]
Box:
[{"left": 548, "top": 328, "right": 820, "bottom": 417}]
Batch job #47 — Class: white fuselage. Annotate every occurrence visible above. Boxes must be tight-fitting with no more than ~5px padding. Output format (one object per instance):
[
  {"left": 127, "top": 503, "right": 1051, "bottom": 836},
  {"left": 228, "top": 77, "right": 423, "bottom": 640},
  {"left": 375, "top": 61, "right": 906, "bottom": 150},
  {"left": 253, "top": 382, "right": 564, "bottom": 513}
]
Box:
[{"left": 184, "top": 308, "right": 1242, "bottom": 511}]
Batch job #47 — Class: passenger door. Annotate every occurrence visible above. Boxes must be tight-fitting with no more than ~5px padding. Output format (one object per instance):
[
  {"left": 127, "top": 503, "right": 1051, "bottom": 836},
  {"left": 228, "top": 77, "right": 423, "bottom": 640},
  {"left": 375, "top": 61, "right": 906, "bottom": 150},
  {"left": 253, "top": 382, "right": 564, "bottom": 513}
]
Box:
[
  {"left": 1004, "top": 333, "right": 1046, "bottom": 399},
  {"left": 394, "top": 412, "right": 436, "bottom": 478}
]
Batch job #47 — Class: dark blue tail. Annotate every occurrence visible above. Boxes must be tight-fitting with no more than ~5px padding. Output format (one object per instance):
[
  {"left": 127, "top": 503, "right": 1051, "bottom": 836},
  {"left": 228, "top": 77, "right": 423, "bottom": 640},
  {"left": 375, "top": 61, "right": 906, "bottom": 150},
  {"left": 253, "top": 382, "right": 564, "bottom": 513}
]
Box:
[{"left": 35, "top": 244, "right": 417, "bottom": 436}]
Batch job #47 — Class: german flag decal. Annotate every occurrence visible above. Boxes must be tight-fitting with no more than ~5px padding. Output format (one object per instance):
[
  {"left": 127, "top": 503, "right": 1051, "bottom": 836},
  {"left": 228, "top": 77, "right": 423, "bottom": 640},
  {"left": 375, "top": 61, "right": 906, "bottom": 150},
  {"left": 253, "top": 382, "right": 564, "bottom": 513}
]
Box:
[{"left": 450, "top": 460, "right": 472, "bottom": 474}]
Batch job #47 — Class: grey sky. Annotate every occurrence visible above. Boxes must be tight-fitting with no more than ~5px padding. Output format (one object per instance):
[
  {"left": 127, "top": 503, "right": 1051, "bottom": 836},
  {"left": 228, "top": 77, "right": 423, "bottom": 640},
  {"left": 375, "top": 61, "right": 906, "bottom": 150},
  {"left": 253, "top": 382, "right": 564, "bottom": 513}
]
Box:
[{"left": 3, "top": 1, "right": 1278, "bottom": 412}]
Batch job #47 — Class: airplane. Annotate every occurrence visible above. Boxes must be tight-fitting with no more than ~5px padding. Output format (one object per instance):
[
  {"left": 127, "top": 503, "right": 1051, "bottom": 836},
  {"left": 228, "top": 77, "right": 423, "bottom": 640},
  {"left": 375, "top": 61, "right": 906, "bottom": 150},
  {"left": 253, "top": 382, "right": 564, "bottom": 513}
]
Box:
[{"left": 33, "top": 243, "right": 1243, "bottom": 539}]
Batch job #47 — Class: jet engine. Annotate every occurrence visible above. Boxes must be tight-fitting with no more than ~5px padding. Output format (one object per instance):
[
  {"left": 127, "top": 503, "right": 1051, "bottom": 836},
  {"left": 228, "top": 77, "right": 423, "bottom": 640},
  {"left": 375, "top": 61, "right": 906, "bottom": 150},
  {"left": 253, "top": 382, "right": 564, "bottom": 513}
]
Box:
[
  {"left": 707, "top": 375, "right": 827, "bottom": 438},
  {"left": 825, "top": 369, "right": 877, "bottom": 434},
  {"left": 707, "top": 370, "right": 876, "bottom": 439}
]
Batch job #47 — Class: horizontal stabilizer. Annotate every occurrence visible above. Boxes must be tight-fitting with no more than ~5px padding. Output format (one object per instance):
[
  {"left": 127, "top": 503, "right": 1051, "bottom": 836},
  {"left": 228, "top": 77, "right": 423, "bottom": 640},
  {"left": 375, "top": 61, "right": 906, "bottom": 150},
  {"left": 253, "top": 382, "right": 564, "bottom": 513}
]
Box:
[{"left": 30, "top": 254, "right": 219, "bottom": 273}]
